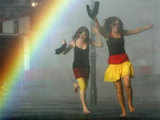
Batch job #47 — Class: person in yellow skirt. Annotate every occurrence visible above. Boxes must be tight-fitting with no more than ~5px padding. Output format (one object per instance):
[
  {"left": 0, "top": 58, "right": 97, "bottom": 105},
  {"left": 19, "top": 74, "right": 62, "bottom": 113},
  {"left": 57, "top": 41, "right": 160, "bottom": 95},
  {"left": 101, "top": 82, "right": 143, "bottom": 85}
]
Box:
[{"left": 91, "top": 16, "right": 153, "bottom": 117}]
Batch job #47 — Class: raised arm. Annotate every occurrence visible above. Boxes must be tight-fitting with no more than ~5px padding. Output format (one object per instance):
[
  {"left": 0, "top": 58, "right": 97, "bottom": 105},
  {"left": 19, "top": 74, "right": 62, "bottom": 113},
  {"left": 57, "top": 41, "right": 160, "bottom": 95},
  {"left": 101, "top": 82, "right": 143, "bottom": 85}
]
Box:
[
  {"left": 86, "top": 2, "right": 108, "bottom": 39},
  {"left": 90, "top": 24, "right": 104, "bottom": 48},
  {"left": 123, "top": 24, "right": 153, "bottom": 36},
  {"left": 94, "top": 17, "right": 109, "bottom": 39}
]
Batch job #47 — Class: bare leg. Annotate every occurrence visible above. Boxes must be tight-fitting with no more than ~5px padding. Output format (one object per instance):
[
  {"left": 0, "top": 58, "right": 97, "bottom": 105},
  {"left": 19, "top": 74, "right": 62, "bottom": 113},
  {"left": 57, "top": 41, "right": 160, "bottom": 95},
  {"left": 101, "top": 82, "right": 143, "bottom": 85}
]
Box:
[
  {"left": 79, "top": 90, "right": 91, "bottom": 114},
  {"left": 123, "top": 76, "right": 135, "bottom": 112},
  {"left": 73, "top": 82, "right": 79, "bottom": 93},
  {"left": 77, "top": 78, "right": 90, "bottom": 114},
  {"left": 114, "top": 80, "right": 126, "bottom": 117}
]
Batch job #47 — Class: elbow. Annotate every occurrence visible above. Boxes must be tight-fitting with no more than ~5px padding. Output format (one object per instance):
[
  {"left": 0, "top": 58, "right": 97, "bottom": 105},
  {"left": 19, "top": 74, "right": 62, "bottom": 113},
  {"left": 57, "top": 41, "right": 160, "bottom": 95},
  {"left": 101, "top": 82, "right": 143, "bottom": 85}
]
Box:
[{"left": 62, "top": 51, "right": 67, "bottom": 55}]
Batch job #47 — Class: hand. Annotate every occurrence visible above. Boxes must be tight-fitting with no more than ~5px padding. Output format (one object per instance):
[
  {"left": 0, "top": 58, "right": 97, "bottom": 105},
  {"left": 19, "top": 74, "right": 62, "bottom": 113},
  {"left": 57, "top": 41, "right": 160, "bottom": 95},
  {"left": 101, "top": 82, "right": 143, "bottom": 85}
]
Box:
[
  {"left": 62, "top": 40, "right": 66, "bottom": 44},
  {"left": 91, "top": 26, "right": 99, "bottom": 34},
  {"left": 146, "top": 24, "right": 153, "bottom": 29}
]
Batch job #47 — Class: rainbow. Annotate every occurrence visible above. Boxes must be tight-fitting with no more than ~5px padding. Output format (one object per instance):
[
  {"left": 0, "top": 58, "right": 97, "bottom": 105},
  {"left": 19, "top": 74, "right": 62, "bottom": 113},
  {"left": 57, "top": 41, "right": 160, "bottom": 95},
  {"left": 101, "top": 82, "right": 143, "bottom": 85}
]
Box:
[{"left": 0, "top": 0, "right": 80, "bottom": 118}]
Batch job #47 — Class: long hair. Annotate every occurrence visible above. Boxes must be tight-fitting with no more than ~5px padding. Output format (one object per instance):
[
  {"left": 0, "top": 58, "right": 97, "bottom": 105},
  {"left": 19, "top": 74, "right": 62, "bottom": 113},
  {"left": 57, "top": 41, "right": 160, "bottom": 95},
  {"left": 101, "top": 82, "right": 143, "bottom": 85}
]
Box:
[
  {"left": 72, "top": 26, "right": 90, "bottom": 43},
  {"left": 102, "top": 16, "right": 124, "bottom": 36}
]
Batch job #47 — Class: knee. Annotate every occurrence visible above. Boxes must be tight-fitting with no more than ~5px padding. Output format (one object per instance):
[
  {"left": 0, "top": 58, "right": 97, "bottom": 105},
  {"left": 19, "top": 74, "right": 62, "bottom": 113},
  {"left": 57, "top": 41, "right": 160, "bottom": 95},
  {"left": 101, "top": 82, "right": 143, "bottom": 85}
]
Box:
[
  {"left": 123, "top": 77, "right": 132, "bottom": 89},
  {"left": 115, "top": 86, "right": 122, "bottom": 95},
  {"left": 80, "top": 86, "right": 86, "bottom": 92},
  {"left": 79, "top": 83, "right": 86, "bottom": 92},
  {"left": 123, "top": 76, "right": 129, "bottom": 81},
  {"left": 124, "top": 84, "right": 131, "bottom": 90},
  {"left": 77, "top": 77, "right": 87, "bottom": 92}
]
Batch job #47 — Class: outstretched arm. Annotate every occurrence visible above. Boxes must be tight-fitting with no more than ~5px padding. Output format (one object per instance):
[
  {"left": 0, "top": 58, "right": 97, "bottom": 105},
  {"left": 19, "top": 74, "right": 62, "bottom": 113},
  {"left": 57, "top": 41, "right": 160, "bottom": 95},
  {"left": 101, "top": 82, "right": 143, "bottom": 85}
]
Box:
[
  {"left": 123, "top": 24, "right": 153, "bottom": 36},
  {"left": 62, "top": 40, "right": 75, "bottom": 55}
]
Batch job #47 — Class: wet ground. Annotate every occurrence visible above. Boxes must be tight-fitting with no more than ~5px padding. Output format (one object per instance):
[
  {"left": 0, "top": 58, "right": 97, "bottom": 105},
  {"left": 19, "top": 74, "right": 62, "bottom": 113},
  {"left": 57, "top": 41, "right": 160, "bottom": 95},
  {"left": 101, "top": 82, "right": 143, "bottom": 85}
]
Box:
[{"left": 0, "top": 74, "right": 160, "bottom": 120}]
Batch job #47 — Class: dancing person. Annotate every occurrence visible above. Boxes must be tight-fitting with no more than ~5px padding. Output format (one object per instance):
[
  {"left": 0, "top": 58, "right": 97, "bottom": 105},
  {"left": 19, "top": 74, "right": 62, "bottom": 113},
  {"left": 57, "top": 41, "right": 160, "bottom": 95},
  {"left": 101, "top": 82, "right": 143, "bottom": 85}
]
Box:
[
  {"left": 55, "top": 26, "right": 102, "bottom": 114},
  {"left": 89, "top": 15, "right": 153, "bottom": 117}
]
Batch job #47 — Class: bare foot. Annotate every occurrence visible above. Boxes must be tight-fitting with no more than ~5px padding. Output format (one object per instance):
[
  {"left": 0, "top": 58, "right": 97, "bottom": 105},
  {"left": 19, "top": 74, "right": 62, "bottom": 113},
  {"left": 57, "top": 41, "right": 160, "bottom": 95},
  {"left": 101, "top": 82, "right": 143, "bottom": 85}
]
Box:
[
  {"left": 129, "top": 105, "right": 135, "bottom": 112},
  {"left": 120, "top": 112, "right": 126, "bottom": 118},
  {"left": 73, "top": 83, "right": 79, "bottom": 93},
  {"left": 83, "top": 108, "right": 91, "bottom": 115},
  {"left": 120, "top": 109, "right": 127, "bottom": 118}
]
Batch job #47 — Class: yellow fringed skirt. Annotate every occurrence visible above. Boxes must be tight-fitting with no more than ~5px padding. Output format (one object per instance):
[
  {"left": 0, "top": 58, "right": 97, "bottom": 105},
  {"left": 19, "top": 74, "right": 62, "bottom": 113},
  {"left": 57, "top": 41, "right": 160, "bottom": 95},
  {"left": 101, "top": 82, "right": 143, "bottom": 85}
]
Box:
[{"left": 104, "top": 61, "right": 134, "bottom": 82}]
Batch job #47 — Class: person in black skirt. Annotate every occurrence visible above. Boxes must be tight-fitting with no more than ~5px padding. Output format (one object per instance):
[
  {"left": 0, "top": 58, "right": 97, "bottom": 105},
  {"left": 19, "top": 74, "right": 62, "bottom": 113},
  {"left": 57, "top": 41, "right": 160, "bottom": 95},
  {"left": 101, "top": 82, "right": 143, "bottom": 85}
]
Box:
[{"left": 56, "top": 26, "right": 102, "bottom": 114}]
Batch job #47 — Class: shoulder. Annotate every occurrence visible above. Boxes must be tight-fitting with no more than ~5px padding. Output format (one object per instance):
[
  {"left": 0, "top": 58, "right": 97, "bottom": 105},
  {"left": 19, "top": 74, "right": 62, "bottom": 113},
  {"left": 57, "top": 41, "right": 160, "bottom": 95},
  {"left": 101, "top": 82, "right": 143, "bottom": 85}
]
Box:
[
  {"left": 122, "top": 30, "right": 129, "bottom": 36},
  {"left": 69, "top": 40, "right": 76, "bottom": 47}
]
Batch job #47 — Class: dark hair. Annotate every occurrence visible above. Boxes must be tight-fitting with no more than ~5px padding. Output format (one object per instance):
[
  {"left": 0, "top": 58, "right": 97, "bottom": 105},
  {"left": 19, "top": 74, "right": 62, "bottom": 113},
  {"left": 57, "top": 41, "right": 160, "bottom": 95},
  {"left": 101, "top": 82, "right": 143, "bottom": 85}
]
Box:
[
  {"left": 103, "top": 16, "right": 124, "bottom": 36},
  {"left": 72, "top": 26, "right": 90, "bottom": 43}
]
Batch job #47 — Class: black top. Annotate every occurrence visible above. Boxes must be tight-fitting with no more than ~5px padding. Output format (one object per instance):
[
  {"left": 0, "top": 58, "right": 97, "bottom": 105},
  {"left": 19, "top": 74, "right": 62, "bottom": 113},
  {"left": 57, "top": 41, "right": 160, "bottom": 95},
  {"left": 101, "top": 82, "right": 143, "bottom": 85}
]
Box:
[
  {"left": 73, "top": 45, "right": 89, "bottom": 68},
  {"left": 106, "top": 36, "right": 126, "bottom": 56}
]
